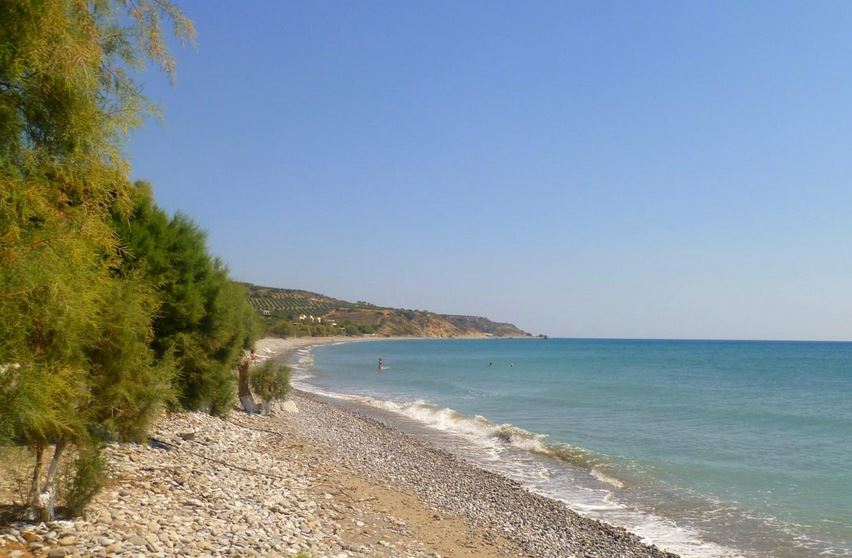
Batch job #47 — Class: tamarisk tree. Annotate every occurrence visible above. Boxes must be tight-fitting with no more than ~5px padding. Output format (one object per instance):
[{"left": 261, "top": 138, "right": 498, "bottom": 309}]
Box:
[
  {"left": 0, "top": 0, "right": 192, "bottom": 520},
  {"left": 249, "top": 361, "right": 292, "bottom": 416},
  {"left": 114, "top": 184, "right": 260, "bottom": 416}
]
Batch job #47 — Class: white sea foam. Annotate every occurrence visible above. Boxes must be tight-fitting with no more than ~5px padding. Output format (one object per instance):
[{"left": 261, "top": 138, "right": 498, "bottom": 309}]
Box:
[
  {"left": 591, "top": 467, "right": 627, "bottom": 489},
  {"left": 291, "top": 347, "right": 751, "bottom": 558},
  {"left": 348, "top": 395, "right": 576, "bottom": 461},
  {"left": 355, "top": 395, "right": 748, "bottom": 558},
  {"left": 628, "top": 517, "right": 746, "bottom": 558}
]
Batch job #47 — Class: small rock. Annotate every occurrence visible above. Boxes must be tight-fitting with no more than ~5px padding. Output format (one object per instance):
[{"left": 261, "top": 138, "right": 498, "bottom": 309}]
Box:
[
  {"left": 126, "top": 534, "right": 146, "bottom": 546},
  {"left": 145, "top": 533, "right": 161, "bottom": 545},
  {"left": 281, "top": 401, "right": 299, "bottom": 414},
  {"left": 21, "top": 531, "right": 42, "bottom": 543}
]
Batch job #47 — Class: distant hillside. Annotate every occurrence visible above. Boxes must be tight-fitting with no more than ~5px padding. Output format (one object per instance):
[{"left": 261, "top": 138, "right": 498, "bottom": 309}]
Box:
[
  {"left": 241, "top": 283, "right": 530, "bottom": 338},
  {"left": 246, "top": 286, "right": 353, "bottom": 316},
  {"left": 442, "top": 314, "right": 528, "bottom": 337}
]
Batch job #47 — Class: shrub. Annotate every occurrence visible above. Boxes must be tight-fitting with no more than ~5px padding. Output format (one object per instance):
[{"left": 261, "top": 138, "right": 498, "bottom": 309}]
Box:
[
  {"left": 114, "top": 189, "right": 260, "bottom": 416},
  {"left": 249, "top": 361, "right": 291, "bottom": 415},
  {"left": 205, "top": 367, "right": 238, "bottom": 416},
  {"left": 60, "top": 445, "right": 106, "bottom": 517}
]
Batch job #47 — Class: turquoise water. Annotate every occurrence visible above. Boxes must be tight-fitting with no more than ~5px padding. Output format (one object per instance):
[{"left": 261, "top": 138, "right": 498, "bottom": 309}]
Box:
[{"left": 295, "top": 338, "right": 852, "bottom": 558}]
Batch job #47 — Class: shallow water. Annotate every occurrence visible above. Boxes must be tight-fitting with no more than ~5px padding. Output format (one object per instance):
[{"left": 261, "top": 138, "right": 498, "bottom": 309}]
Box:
[{"left": 292, "top": 338, "right": 852, "bottom": 558}]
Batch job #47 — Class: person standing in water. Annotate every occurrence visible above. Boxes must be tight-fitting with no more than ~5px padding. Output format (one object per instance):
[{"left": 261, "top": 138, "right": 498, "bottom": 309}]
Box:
[{"left": 378, "top": 357, "right": 384, "bottom": 371}]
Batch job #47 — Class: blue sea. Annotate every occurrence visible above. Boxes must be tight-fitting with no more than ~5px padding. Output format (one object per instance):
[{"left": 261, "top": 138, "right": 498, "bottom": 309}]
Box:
[{"left": 290, "top": 338, "right": 852, "bottom": 558}]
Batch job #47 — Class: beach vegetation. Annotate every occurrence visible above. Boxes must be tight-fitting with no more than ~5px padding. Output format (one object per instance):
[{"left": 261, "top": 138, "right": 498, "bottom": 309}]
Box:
[
  {"left": 339, "top": 320, "right": 376, "bottom": 336},
  {"left": 268, "top": 320, "right": 338, "bottom": 338},
  {"left": 57, "top": 445, "right": 107, "bottom": 518},
  {"left": 265, "top": 318, "right": 375, "bottom": 338},
  {"left": 249, "top": 360, "right": 292, "bottom": 415},
  {"left": 113, "top": 183, "right": 260, "bottom": 415},
  {"left": 0, "top": 0, "right": 194, "bottom": 520}
]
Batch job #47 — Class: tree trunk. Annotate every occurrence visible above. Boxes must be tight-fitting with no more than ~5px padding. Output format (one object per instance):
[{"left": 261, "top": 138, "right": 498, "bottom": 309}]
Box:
[
  {"left": 27, "top": 443, "right": 44, "bottom": 520},
  {"left": 38, "top": 437, "right": 67, "bottom": 521},
  {"left": 238, "top": 357, "right": 257, "bottom": 414}
]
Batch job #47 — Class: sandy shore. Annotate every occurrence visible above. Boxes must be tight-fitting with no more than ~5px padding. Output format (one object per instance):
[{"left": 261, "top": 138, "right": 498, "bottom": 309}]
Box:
[{"left": 0, "top": 336, "right": 678, "bottom": 557}]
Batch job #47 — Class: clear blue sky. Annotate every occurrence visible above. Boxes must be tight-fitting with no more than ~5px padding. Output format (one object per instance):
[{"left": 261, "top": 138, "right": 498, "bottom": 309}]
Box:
[{"left": 130, "top": 1, "right": 852, "bottom": 340}]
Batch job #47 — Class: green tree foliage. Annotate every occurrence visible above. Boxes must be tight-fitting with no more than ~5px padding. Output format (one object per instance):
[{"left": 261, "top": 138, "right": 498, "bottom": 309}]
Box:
[
  {"left": 114, "top": 183, "right": 260, "bottom": 415},
  {"left": 268, "top": 320, "right": 300, "bottom": 337},
  {"left": 249, "top": 361, "right": 292, "bottom": 415},
  {"left": 339, "top": 320, "right": 375, "bottom": 336},
  {"left": 268, "top": 320, "right": 338, "bottom": 338},
  {"left": 0, "top": 0, "right": 192, "bottom": 520},
  {"left": 86, "top": 275, "right": 176, "bottom": 441},
  {"left": 266, "top": 318, "right": 373, "bottom": 338},
  {"left": 58, "top": 444, "right": 106, "bottom": 517}
]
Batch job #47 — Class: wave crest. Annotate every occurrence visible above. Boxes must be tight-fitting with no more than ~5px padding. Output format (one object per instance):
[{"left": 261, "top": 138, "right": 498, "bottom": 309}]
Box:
[{"left": 346, "top": 395, "right": 625, "bottom": 486}]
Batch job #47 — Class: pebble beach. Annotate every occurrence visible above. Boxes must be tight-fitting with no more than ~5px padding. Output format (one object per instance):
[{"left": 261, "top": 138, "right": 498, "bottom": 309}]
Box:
[{"left": 0, "top": 339, "right": 679, "bottom": 558}]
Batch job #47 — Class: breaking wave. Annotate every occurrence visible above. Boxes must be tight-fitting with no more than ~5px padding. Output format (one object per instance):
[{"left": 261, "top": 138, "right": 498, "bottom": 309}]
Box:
[
  {"left": 288, "top": 341, "right": 852, "bottom": 558},
  {"left": 294, "top": 386, "right": 751, "bottom": 557},
  {"left": 306, "top": 391, "right": 629, "bottom": 488}
]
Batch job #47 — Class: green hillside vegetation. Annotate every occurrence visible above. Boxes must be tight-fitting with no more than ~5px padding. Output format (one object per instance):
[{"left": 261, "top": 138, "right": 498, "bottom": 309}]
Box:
[
  {"left": 248, "top": 288, "right": 354, "bottom": 319},
  {"left": 243, "top": 284, "right": 529, "bottom": 338}
]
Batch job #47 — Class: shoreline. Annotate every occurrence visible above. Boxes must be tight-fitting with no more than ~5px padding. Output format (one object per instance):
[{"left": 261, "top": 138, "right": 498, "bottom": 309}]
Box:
[
  {"left": 253, "top": 333, "right": 530, "bottom": 358},
  {"left": 287, "top": 336, "right": 852, "bottom": 558},
  {"left": 0, "top": 336, "right": 678, "bottom": 557},
  {"left": 286, "top": 389, "right": 677, "bottom": 558},
  {"left": 272, "top": 336, "right": 678, "bottom": 557}
]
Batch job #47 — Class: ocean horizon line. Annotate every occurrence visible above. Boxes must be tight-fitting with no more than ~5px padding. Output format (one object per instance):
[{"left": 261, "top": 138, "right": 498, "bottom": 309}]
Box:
[{"left": 499, "top": 335, "right": 852, "bottom": 344}]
